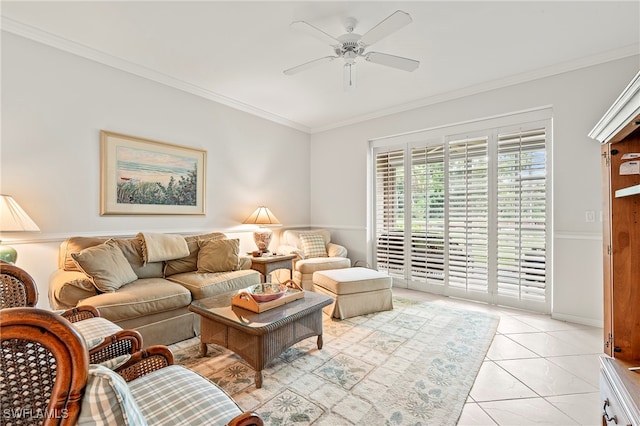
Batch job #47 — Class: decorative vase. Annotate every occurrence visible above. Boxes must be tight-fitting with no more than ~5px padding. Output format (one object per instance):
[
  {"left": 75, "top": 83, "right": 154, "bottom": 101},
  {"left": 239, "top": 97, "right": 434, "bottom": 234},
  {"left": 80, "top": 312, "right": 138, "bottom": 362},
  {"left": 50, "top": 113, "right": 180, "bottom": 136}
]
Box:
[{"left": 253, "top": 229, "right": 273, "bottom": 253}]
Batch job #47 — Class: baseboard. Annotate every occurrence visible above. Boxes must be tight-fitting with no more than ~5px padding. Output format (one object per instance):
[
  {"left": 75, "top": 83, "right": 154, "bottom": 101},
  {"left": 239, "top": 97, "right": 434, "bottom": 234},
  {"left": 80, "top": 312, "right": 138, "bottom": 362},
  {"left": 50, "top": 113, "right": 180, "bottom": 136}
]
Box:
[{"left": 552, "top": 312, "right": 604, "bottom": 328}]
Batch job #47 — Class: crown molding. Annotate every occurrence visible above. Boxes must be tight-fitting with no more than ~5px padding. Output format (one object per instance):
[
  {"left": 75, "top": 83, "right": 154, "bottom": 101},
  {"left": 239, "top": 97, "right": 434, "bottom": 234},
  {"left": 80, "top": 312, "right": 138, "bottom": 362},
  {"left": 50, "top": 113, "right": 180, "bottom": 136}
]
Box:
[
  {"left": 1, "top": 17, "right": 311, "bottom": 134},
  {"left": 310, "top": 44, "right": 640, "bottom": 134},
  {"left": 3, "top": 16, "right": 637, "bottom": 136},
  {"left": 588, "top": 69, "right": 640, "bottom": 143}
]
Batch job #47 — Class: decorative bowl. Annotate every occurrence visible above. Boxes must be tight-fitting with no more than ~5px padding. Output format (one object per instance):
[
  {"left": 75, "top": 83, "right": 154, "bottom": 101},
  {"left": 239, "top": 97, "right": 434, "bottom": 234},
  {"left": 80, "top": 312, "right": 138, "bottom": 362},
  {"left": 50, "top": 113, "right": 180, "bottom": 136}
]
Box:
[{"left": 247, "top": 283, "right": 287, "bottom": 303}]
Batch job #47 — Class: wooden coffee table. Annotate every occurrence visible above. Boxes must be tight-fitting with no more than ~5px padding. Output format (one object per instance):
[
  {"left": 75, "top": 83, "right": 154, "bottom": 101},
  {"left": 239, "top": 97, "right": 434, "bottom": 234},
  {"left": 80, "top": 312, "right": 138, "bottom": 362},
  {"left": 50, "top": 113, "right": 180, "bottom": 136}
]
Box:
[{"left": 189, "top": 290, "right": 333, "bottom": 388}]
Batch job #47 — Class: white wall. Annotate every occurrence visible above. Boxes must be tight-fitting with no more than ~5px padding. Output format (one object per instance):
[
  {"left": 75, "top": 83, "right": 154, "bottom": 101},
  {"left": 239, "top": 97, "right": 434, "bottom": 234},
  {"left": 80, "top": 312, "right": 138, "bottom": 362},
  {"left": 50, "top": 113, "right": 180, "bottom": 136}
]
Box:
[
  {"left": 3, "top": 30, "right": 636, "bottom": 325},
  {"left": 309, "top": 55, "right": 640, "bottom": 326},
  {"left": 1, "top": 33, "right": 311, "bottom": 308}
]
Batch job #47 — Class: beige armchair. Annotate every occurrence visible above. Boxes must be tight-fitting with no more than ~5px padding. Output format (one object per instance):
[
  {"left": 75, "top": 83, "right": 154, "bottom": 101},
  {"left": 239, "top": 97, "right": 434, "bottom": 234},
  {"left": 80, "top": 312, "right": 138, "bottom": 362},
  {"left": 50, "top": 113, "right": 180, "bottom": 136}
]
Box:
[{"left": 277, "top": 229, "right": 350, "bottom": 290}]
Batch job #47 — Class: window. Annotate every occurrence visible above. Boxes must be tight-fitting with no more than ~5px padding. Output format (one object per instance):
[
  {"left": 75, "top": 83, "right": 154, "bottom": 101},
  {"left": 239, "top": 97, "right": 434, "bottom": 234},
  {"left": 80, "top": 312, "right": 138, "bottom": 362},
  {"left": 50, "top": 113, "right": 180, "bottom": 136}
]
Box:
[
  {"left": 496, "top": 128, "right": 547, "bottom": 302},
  {"left": 375, "top": 148, "right": 405, "bottom": 278},
  {"left": 372, "top": 110, "right": 551, "bottom": 312},
  {"left": 410, "top": 145, "right": 446, "bottom": 284}
]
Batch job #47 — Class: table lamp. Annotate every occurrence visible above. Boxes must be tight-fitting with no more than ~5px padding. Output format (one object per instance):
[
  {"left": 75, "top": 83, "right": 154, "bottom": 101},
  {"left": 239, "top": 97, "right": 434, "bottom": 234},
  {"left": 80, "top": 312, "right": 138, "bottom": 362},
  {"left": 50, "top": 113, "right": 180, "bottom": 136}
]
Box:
[
  {"left": 243, "top": 206, "right": 281, "bottom": 253},
  {"left": 0, "top": 195, "right": 40, "bottom": 263}
]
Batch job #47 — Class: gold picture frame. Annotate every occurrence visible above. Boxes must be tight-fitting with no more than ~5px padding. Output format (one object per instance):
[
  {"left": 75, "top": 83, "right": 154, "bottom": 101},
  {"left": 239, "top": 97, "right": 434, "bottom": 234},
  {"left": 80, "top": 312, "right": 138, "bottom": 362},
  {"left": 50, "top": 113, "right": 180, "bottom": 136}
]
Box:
[{"left": 100, "top": 130, "right": 206, "bottom": 215}]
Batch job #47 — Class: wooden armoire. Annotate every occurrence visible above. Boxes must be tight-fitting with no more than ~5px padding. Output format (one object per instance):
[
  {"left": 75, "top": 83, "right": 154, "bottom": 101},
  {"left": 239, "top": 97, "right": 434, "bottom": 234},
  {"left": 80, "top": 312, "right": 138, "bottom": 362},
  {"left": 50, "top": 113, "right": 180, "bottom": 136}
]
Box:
[{"left": 589, "top": 70, "right": 640, "bottom": 426}]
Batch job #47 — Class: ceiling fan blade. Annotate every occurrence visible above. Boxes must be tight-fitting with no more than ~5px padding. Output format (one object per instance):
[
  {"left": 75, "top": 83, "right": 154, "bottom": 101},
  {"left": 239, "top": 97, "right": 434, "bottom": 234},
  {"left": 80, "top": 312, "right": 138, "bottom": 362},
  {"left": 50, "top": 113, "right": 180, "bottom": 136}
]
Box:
[
  {"left": 359, "top": 10, "right": 412, "bottom": 47},
  {"left": 283, "top": 56, "right": 337, "bottom": 75},
  {"left": 291, "top": 21, "right": 341, "bottom": 46},
  {"left": 365, "top": 52, "right": 420, "bottom": 72}
]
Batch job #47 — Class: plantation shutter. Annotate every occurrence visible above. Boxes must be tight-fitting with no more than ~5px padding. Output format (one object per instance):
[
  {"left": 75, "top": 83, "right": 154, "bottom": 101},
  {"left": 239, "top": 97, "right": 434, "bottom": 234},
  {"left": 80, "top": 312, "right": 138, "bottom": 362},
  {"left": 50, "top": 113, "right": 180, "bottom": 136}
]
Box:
[
  {"left": 371, "top": 110, "right": 550, "bottom": 312},
  {"left": 496, "top": 128, "right": 547, "bottom": 301},
  {"left": 375, "top": 148, "right": 405, "bottom": 278},
  {"left": 410, "top": 145, "right": 446, "bottom": 284},
  {"left": 447, "top": 137, "right": 489, "bottom": 292}
]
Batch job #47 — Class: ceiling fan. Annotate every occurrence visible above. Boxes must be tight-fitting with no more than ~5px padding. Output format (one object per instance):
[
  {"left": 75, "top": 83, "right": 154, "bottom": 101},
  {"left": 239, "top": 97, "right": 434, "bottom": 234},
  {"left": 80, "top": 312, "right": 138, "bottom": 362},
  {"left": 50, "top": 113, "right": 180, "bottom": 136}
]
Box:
[{"left": 284, "top": 10, "right": 420, "bottom": 90}]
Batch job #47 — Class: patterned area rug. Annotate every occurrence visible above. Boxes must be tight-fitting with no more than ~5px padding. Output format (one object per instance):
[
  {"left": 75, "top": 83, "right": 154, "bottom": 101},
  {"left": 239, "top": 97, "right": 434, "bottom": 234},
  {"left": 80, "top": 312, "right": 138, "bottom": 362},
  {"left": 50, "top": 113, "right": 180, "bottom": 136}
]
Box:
[{"left": 172, "top": 298, "right": 499, "bottom": 425}]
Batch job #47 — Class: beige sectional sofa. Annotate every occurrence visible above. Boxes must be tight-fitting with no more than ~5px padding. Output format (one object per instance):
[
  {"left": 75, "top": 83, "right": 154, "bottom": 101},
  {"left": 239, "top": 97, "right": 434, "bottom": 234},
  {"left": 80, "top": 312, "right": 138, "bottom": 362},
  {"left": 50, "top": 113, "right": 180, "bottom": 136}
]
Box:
[{"left": 49, "top": 232, "right": 260, "bottom": 346}]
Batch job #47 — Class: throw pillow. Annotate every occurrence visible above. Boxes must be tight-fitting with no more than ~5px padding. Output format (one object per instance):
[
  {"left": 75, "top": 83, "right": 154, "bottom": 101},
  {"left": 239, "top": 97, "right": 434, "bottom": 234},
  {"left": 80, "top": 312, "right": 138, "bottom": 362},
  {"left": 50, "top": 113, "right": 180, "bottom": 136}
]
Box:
[
  {"left": 197, "top": 238, "right": 239, "bottom": 273},
  {"left": 61, "top": 236, "right": 109, "bottom": 272},
  {"left": 78, "top": 364, "right": 148, "bottom": 426},
  {"left": 164, "top": 232, "right": 226, "bottom": 276},
  {"left": 299, "top": 233, "right": 328, "bottom": 258},
  {"left": 71, "top": 241, "right": 138, "bottom": 293}
]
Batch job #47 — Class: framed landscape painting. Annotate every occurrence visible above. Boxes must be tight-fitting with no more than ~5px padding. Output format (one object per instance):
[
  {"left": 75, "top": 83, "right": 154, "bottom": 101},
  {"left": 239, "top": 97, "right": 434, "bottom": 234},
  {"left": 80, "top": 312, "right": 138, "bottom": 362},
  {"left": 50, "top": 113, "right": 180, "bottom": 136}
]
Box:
[{"left": 100, "top": 131, "right": 206, "bottom": 215}]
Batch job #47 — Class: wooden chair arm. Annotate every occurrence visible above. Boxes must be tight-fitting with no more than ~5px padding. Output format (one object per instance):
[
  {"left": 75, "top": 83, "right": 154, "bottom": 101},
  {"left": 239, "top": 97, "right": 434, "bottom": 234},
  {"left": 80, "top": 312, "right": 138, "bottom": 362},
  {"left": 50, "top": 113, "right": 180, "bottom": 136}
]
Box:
[
  {"left": 1, "top": 307, "right": 88, "bottom": 425},
  {"left": 88, "top": 329, "right": 143, "bottom": 365},
  {"left": 228, "top": 412, "right": 264, "bottom": 426},
  {"left": 61, "top": 305, "right": 100, "bottom": 322},
  {"left": 115, "top": 345, "right": 174, "bottom": 382}
]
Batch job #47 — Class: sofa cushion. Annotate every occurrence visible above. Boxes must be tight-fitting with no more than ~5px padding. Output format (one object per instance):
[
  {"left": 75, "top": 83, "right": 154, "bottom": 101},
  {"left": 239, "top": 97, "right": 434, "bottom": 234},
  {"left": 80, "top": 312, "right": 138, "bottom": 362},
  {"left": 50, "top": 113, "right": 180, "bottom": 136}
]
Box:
[
  {"left": 128, "top": 365, "right": 241, "bottom": 426},
  {"left": 71, "top": 242, "right": 138, "bottom": 293},
  {"left": 197, "top": 239, "right": 239, "bottom": 273},
  {"left": 299, "top": 233, "right": 328, "bottom": 258},
  {"left": 110, "top": 237, "right": 163, "bottom": 279},
  {"left": 167, "top": 270, "right": 260, "bottom": 300},
  {"left": 296, "top": 257, "right": 351, "bottom": 274},
  {"left": 78, "top": 364, "right": 147, "bottom": 426},
  {"left": 78, "top": 278, "right": 192, "bottom": 322},
  {"left": 164, "top": 232, "right": 226, "bottom": 276}
]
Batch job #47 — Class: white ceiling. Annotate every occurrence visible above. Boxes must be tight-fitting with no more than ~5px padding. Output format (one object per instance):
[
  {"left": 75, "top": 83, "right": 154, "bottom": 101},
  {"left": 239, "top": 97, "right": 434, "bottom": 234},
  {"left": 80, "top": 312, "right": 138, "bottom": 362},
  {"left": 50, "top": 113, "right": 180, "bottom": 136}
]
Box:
[{"left": 2, "top": 1, "right": 639, "bottom": 133}]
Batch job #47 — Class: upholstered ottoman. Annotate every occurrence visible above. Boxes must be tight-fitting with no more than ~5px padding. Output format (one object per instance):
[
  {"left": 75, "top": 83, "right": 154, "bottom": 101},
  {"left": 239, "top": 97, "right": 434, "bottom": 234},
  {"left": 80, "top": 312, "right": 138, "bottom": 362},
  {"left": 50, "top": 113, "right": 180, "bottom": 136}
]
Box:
[{"left": 312, "top": 267, "right": 393, "bottom": 319}]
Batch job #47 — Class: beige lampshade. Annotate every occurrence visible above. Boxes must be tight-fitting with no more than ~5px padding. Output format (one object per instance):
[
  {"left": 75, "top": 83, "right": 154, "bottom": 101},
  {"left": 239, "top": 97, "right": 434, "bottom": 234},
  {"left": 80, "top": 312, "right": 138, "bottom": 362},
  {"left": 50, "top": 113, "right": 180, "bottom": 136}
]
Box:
[
  {"left": 242, "top": 206, "right": 281, "bottom": 226},
  {"left": 0, "top": 195, "right": 40, "bottom": 232},
  {"left": 0, "top": 195, "right": 40, "bottom": 263}
]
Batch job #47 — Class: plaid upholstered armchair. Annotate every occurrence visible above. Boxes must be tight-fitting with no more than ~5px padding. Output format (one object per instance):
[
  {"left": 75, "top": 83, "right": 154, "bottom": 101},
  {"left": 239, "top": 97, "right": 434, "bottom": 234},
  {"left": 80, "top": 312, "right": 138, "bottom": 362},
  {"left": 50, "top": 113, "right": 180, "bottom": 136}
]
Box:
[
  {"left": 1, "top": 308, "right": 264, "bottom": 426},
  {"left": 0, "top": 261, "right": 142, "bottom": 365}
]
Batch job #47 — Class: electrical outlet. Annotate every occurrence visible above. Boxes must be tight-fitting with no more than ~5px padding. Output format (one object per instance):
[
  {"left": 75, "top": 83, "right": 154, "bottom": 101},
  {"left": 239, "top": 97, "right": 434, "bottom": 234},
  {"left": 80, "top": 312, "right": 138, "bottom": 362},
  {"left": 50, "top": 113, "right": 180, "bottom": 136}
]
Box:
[{"left": 585, "top": 210, "right": 595, "bottom": 223}]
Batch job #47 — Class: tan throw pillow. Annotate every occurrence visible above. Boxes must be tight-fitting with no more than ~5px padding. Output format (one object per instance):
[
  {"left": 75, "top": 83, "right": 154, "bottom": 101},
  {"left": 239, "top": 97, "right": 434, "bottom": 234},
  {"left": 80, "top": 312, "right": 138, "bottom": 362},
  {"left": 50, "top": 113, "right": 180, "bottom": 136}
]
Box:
[
  {"left": 61, "top": 236, "right": 109, "bottom": 271},
  {"left": 71, "top": 241, "right": 138, "bottom": 292},
  {"left": 164, "top": 232, "right": 227, "bottom": 276},
  {"left": 197, "top": 239, "right": 239, "bottom": 273},
  {"left": 299, "top": 233, "right": 328, "bottom": 258}
]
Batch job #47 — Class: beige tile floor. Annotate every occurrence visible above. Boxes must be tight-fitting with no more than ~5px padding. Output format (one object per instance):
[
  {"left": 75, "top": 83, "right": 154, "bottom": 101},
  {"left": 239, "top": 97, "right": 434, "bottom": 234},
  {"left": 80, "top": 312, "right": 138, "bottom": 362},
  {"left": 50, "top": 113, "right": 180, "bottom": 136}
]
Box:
[{"left": 393, "top": 287, "right": 602, "bottom": 426}]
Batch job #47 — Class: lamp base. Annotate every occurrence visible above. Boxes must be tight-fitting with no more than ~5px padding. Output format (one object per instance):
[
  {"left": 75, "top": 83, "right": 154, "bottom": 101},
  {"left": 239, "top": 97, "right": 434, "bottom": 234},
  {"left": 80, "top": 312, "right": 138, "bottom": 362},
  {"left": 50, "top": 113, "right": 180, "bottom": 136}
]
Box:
[
  {"left": 0, "top": 244, "right": 17, "bottom": 264},
  {"left": 253, "top": 229, "right": 273, "bottom": 253}
]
